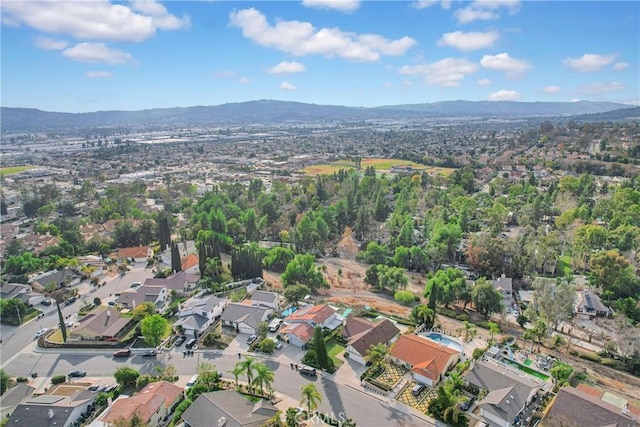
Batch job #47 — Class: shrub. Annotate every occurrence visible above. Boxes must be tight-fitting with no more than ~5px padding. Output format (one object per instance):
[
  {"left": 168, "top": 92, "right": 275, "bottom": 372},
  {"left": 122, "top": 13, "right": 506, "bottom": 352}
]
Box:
[
  {"left": 600, "top": 358, "right": 617, "bottom": 367},
  {"left": 303, "top": 349, "right": 319, "bottom": 368},
  {"left": 476, "top": 321, "right": 491, "bottom": 330},
  {"left": 366, "top": 378, "right": 392, "bottom": 392},
  {"left": 51, "top": 375, "right": 66, "bottom": 385},
  {"left": 578, "top": 353, "right": 602, "bottom": 363},
  {"left": 568, "top": 350, "right": 579, "bottom": 357},
  {"left": 456, "top": 314, "right": 470, "bottom": 321},
  {"left": 472, "top": 348, "right": 486, "bottom": 360},
  {"left": 16, "top": 377, "right": 28, "bottom": 383},
  {"left": 394, "top": 291, "right": 416, "bottom": 305}
]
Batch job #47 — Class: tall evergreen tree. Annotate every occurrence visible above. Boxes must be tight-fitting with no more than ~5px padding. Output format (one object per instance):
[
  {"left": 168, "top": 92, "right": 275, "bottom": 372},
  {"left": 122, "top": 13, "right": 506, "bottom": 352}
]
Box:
[
  {"left": 171, "top": 241, "right": 182, "bottom": 273},
  {"left": 231, "top": 245, "right": 263, "bottom": 280},
  {"left": 157, "top": 211, "right": 172, "bottom": 251},
  {"left": 57, "top": 302, "right": 67, "bottom": 343},
  {"left": 311, "top": 326, "right": 333, "bottom": 371}
]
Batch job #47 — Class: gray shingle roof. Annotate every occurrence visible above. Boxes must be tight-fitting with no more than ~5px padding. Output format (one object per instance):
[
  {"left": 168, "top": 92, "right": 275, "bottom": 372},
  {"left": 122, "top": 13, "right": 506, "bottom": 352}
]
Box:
[
  {"left": 221, "top": 303, "right": 270, "bottom": 329},
  {"left": 250, "top": 291, "right": 278, "bottom": 304},
  {"left": 182, "top": 390, "right": 278, "bottom": 427}
]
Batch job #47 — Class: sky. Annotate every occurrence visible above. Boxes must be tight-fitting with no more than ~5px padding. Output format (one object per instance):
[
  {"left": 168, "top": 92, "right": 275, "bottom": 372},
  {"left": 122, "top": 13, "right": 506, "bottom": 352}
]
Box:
[{"left": 1, "top": 0, "right": 638, "bottom": 113}]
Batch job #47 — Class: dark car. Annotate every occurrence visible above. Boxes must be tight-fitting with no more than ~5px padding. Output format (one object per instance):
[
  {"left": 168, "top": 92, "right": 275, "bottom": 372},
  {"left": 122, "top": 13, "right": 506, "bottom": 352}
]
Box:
[
  {"left": 64, "top": 297, "right": 77, "bottom": 306},
  {"left": 113, "top": 349, "right": 131, "bottom": 358},
  {"left": 68, "top": 370, "right": 87, "bottom": 378},
  {"left": 460, "top": 397, "right": 475, "bottom": 411},
  {"left": 300, "top": 366, "right": 317, "bottom": 377},
  {"left": 87, "top": 385, "right": 100, "bottom": 392},
  {"left": 175, "top": 336, "right": 187, "bottom": 346},
  {"left": 185, "top": 338, "right": 197, "bottom": 349},
  {"left": 40, "top": 299, "right": 52, "bottom": 306}
]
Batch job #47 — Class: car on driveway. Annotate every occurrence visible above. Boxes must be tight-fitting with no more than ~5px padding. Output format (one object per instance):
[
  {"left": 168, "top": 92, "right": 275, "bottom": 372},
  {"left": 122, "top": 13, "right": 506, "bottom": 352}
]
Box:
[
  {"left": 175, "top": 336, "right": 187, "bottom": 346},
  {"left": 68, "top": 370, "right": 87, "bottom": 378},
  {"left": 300, "top": 366, "right": 317, "bottom": 377},
  {"left": 247, "top": 335, "right": 258, "bottom": 344},
  {"left": 34, "top": 329, "right": 49, "bottom": 339},
  {"left": 142, "top": 349, "right": 157, "bottom": 357}
]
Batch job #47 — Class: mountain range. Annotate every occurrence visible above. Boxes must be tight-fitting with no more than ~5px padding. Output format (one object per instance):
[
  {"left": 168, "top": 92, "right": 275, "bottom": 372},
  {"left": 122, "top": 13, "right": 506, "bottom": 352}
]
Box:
[{"left": 1, "top": 100, "right": 636, "bottom": 133}]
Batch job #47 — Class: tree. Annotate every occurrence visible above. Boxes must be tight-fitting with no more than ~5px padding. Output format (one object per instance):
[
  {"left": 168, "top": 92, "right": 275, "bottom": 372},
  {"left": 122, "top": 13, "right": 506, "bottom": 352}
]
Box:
[
  {"left": 365, "top": 343, "right": 389, "bottom": 368},
  {"left": 550, "top": 363, "right": 573, "bottom": 386},
  {"left": 236, "top": 356, "right": 257, "bottom": 392},
  {"left": 57, "top": 302, "right": 67, "bottom": 342},
  {"left": 551, "top": 334, "right": 567, "bottom": 356},
  {"left": 530, "top": 277, "right": 576, "bottom": 330},
  {"left": 229, "top": 365, "right": 243, "bottom": 388},
  {"left": 114, "top": 366, "right": 140, "bottom": 388},
  {"left": 311, "top": 326, "right": 333, "bottom": 371},
  {"left": 487, "top": 322, "right": 500, "bottom": 343},
  {"left": 394, "top": 290, "right": 415, "bottom": 305},
  {"left": 300, "top": 383, "right": 322, "bottom": 414},
  {"left": 281, "top": 254, "right": 328, "bottom": 293},
  {"left": 471, "top": 278, "right": 503, "bottom": 318},
  {"left": 410, "top": 305, "right": 435, "bottom": 329},
  {"left": 259, "top": 338, "right": 276, "bottom": 354},
  {"left": 131, "top": 301, "right": 156, "bottom": 321},
  {"left": 0, "top": 369, "right": 9, "bottom": 395},
  {"left": 111, "top": 413, "right": 149, "bottom": 427},
  {"left": 252, "top": 362, "right": 275, "bottom": 395},
  {"left": 285, "top": 407, "right": 299, "bottom": 427},
  {"left": 516, "top": 313, "right": 528, "bottom": 328},
  {"left": 424, "top": 267, "right": 467, "bottom": 308},
  {"left": 140, "top": 314, "right": 168, "bottom": 348},
  {"left": 171, "top": 241, "right": 182, "bottom": 273},
  {"left": 0, "top": 298, "right": 28, "bottom": 326},
  {"left": 284, "top": 284, "right": 310, "bottom": 307},
  {"left": 263, "top": 246, "right": 295, "bottom": 272}
]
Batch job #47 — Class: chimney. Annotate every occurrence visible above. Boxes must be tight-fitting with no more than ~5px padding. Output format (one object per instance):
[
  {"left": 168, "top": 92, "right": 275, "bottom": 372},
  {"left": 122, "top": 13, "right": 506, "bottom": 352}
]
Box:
[{"left": 48, "top": 409, "right": 54, "bottom": 419}]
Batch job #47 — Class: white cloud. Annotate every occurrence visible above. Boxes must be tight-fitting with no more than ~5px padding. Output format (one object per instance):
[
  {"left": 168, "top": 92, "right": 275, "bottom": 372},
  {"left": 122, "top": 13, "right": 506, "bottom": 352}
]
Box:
[
  {"left": 268, "top": 61, "right": 306, "bottom": 74},
  {"left": 62, "top": 43, "right": 134, "bottom": 65},
  {"left": 399, "top": 57, "right": 478, "bottom": 87},
  {"left": 578, "top": 81, "right": 627, "bottom": 96},
  {"left": 280, "top": 82, "right": 297, "bottom": 91},
  {"left": 437, "top": 31, "right": 499, "bottom": 51},
  {"left": 613, "top": 62, "right": 628, "bottom": 71},
  {"left": 480, "top": 52, "right": 531, "bottom": 77},
  {"left": 488, "top": 89, "right": 521, "bottom": 101},
  {"left": 454, "top": 0, "right": 520, "bottom": 24},
  {"left": 229, "top": 8, "right": 416, "bottom": 62},
  {"left": 563, "top": 53, "right": 617, "bottom": 72},
  {"left": 34, "top": 36, "right": 68, "bottom": 50},
  {"left": 85, "top": 71, "right": 112, "bottom": 78},
  {"left": 301, "top": 0, "right": 360, "bottom": 12},
  {"left": 238, "top": 77, "right": 251, "bottom": 84},
  {"left": 412, "top": 0, "right": 451, "bottom": 9},
  {"left": 477, "top": 78, "right": 491, "bottom": 86},
  {"left": 543, "top": 85, "right": 561, "bottom": 94},
  {"left": 0, "top": 0, "right": 189, "bottom": 42}
]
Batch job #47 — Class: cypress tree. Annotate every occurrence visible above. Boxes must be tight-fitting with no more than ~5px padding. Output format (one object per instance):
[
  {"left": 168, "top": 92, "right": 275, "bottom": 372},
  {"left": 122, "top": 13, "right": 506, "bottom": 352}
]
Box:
[
  {"left": 57, "top": 302, "right": 67, "bottom": 343},
  {"left": 171, "top": 241, "right": 182, "bottom": 273}
]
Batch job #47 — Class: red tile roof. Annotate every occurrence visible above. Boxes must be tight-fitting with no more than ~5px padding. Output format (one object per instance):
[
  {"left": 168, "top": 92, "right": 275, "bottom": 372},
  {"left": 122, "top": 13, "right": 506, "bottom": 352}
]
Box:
[
  {"left": 285, "top": 304, "right": 336, "bottom": 325},
  {"left": 280, "top": 322, "right": 315, "bottom": 344},
  {"left": 100, "top": 381, "right": 182, "bottom": 424},
  {"left": 181, "top": 254, "right": 199, "bottom": 271},
  {"left": 115, "top": 246, "right": 150, "bottom": 259},
  {"left": 390, "top": 334, "right": 459, "bottom": 381}
]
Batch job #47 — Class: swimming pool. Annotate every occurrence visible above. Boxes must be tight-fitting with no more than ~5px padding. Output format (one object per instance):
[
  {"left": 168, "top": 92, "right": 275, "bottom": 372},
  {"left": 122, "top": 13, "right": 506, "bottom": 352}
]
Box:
[
  {"left": 281, "top": 306, "right": 298, "bottom": 317},
  {"left": 421, "top": 332, "right": 464, "bottom": 353}
]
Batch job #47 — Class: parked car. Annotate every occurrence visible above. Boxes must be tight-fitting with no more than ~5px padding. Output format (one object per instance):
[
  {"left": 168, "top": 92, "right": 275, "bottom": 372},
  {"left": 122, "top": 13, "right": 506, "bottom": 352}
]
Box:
[
  {"left": 300, "top": 366, "right": 317, "bottom": 377},
  {"left": 130, "top": 282, "right": 142, "bottom": 288},
  {"left": 142, "top": 349, "right": 157, "bottom": 357},
  {"left": 185, "top": 338, "right": 197, "bottom": 349},
  {"left": 68, "top": 370, "right": 87, "bottom": 378},
  {"left": 107, "top": 301, "right": 116, "bottom": 306},
  {"left": 460, "top": 397, "right": 475, "bottom": 411},
  {"left": 247, "top": 335, "right": 258, "bottom": 344},
  {"left": 113, "top": 349, "right": 131, "bottom": 358},
  {"left": 40, "top": 299, "right": 52, "bottom": 306},
  {"left": 34, "top": 329, "right": 49, "bottom": 339},
  {"left": 87, "top": 385, "right": 100, "bottom": 392},
  {"left": 64, "top": 297, "right": 77, "bottom": 306},
  {"left": 175, "top": 336, "right": 187, "bottom": 346},
  {"left": 411, "top": 384, "right": 425, "bottom": 396}
]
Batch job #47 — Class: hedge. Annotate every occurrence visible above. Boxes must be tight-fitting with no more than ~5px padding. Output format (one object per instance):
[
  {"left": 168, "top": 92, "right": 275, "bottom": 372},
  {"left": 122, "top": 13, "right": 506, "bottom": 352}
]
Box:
[
  {"left": 16, "top": 377, "right": 28, "bottom": 383},
  {"left": 366, "top": 378, "right": 392, "bottom": 392},
  {"left": 51, "top": 375, "right": 66, "bottom": 385},
  {"left": 456, "top": 314, "right": 470, "bottom": 322},
  {"left": 578, "top": 353, "right": 602, "bottom": 363}
]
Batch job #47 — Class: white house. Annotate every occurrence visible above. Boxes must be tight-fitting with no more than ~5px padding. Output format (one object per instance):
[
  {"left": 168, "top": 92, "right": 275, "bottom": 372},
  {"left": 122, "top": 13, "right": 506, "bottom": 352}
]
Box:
[
  {"left": 220, "top": 303, "right": 272, "bottom": 335},
  {"left": 0, "top": 283, "right": 45, "bottom": 306},
  {"left": 174, "top": 295, "right": 229, "bottom": 336}
]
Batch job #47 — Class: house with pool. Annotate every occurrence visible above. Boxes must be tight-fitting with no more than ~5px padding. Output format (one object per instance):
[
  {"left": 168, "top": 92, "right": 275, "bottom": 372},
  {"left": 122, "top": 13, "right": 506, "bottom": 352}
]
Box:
[
  {"left": 342, "top": 317, "right": 400, "bottom": 365},
  {"left": 389, "top": 334, "right": 461, "bottom": 387}
]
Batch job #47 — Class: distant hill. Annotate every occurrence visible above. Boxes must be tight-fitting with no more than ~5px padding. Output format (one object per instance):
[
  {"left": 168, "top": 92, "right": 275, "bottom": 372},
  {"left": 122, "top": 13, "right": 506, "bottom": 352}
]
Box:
[
  {"left": 570, "top": 106, "right": 640, "bottom": 122},
  {"left": 0, "top": 99, "right": 632, "bottom": 133}
]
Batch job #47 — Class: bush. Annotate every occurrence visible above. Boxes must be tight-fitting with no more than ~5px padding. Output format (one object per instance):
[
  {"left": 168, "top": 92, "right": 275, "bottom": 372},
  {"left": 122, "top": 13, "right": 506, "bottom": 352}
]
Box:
[
  {"left": 476, "top": 321, "right": 491, "bottom": 330},
  {"left": 578, "top": 353, "right": 602, "bottom": 363},
  {"left": 366, "top": 378, "right": 392, "bottom": 392},
  {"left": 16, "top": 377, "right": 28, "bottom": 383},
  {"left": 394, "top": 291, "right": 416, "bottom": 305},
  {"left": 568, "top": 350, "right": 579, "bottom": 357},
  {"left": 600, "top": 358, "right": 618, "bottom": 367},
  {"left": 303, "top": 349, "right": 319, "bottom": 368},
  {"left": 51, "top": 375, "right": 66, "bottom": 385},
  {"left": 472, "top": 348, "right": 486, "bottom": 360},
  {"left": 456, "top": 314, "right": 470, "bottom": 322},
  {"left": 439, "top": 308, "right": 458, "bottom": 318}
]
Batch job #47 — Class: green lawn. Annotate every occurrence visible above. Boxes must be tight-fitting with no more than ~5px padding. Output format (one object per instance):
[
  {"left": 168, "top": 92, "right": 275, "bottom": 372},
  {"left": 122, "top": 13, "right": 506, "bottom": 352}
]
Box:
[
  {"left": 326, "top": 340, "right": 345, "bottom": 368},
  {"left": 557, "top": 255, "right": 573, "bottom": 276},
  {"left": 0, "top": 166, "right": 31, "bottom": 175}
]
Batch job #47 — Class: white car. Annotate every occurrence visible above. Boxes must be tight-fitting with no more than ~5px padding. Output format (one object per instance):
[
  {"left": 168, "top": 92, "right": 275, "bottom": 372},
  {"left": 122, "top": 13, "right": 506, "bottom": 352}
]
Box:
[{"left": 34, "top": 329, "right": 49, "bottom": 339}]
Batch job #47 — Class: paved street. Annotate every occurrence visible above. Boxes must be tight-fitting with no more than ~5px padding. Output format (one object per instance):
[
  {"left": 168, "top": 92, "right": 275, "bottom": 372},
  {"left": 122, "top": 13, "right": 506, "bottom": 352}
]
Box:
[{"left": 0, "top": 265, "right": 436, "bottom": 426}]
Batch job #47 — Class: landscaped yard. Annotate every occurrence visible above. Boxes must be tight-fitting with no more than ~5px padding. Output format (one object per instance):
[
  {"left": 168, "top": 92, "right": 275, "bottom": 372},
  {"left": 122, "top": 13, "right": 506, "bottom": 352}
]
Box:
[
  {"left": 326, "top": 340, "right": 345, "bottom": 368},
  {"left": 0, "top": 165, "right": 32, "bottom": 175},
  {"left": 375, "top": 362, "right": 406, "bottom": 387},
  {"left": 396, "top": 382, "right": 436, "bottom": 412}
]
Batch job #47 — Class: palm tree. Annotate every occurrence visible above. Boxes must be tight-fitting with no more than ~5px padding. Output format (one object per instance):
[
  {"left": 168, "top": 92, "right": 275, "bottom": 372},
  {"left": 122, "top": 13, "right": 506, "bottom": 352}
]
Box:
[
  {"left": 488, "top": 322, "right": 500, "bottom": 343},
  {"left": 300, "top": 383, "right": 322, "bottom": 414},
  {"left": 285, "top": 407, "right": 299, "bottom": 427},
  {"left": 365, "top": 343, "right": 389, "bottom": 368},
  {"left": 237, "top": 356, "right": 257, "bottom": 392},
  {"left": 411, "top": 305, "right": 435, "bottom": 328},
  {"left": 229, "top": 365, "right": 243, "bottom": 388},
  {"left": 463, "top": 321, "right": 477, "bottom": 342},
  {"left": 252, "top": 363, "right": 275, "bottom": 395}
]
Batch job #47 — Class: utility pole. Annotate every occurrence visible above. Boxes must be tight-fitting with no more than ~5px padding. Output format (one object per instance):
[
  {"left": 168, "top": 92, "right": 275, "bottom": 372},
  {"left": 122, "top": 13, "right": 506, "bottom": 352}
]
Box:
[{"left": 15, "top": 304, "right": 22, "bottom": 325}]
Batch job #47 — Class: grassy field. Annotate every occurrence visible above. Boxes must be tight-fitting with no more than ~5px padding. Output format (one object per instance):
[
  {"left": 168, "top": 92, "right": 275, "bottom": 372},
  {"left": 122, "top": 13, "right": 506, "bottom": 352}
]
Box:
[
  {"left": 301, "top": 158, "right": 456, "bottom": 177},
  {"left": 0, "top": 165, "right": 31, "bottom": 175}
]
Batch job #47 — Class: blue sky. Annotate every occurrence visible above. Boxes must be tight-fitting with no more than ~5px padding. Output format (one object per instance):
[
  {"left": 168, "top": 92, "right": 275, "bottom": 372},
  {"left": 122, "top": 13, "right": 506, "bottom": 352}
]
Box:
[{"left": 1, "top": 0, "right": 638, "bottom": 112}]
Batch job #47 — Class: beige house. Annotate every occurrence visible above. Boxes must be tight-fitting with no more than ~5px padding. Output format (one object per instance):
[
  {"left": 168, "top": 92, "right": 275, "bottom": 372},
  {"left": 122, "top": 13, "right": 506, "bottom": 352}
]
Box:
[{"left": 70, "top": 307, "right": 133, "bottom": 341}]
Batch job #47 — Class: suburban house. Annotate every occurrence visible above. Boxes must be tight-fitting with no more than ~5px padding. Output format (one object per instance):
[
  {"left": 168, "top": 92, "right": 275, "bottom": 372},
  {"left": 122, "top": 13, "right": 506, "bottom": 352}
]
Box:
[
  {"left": 70, "top": 307, "right": 133, "bottom": 341},
  {"left": 0, "top": 283, "right": 45, "bottom": 306},
  {"left": 8, "top": 390, "right": 95, "bottom": 427},
  {"left": 389, "top": 334, "right": 460, "bottom": 387},
  {"left": 342, "top": 317, "right": 400, "bottom": 365},
  {"left": 144, "top": 272, "right": 198, "bottom": 297},
  {"left": 248, "top": 290, "right": 281, "bottom": 310},
  {"left": 181, "top": 390, "right": 279, "bottom": 427},
  {"left": 30, "top": 269, "right": 81, "bottom": 290},
  {"left": 575, "top": 290, "right": 612, "bottom": 318},
  {"left": 113, "top": 246, "right": 153, "bottom": 263},
  {"left": 283, "top": 304, "right": 342, "bottom": 330},
  {"left": 95, "top": 381, "right": 183, "bottom": 427},
  {"left": 116, "top": 285, "right": 169, "bottom": 313},
  {"left": 464, "top": 360, "right": 543, "bottom": 427},
  {"left": 544, "top": 386, "right": 640, "bottom": 427},
  {"left": 0, "top": 383, "right": 35, "bottom": 418},
  {"left": 173, "top": 294, "right": 229, "bottom": 336},
  {"left": 159, "top": 240, "right": 196, "bottom": 265},
  {"left": 220, "top": 303, "right": 271, "bottom": 335},
  {"left": 492, "top": 274, "right": 513, "bottom": 301},
  {"left": 181, "top": 254, "right": 200, "bottom": 275},
  {"left": 279, "top": 322, "right": 316, "bottom": 348}
]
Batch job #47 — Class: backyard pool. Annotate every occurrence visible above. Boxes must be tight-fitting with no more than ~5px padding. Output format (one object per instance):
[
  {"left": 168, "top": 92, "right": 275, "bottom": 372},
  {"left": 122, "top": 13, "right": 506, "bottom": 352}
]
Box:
[
  {"left": 281, "top": 306, "right": 298, "bottom": 317},
  {"left": 421, "top": 332, "right": 464, "bottom": 353}
]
